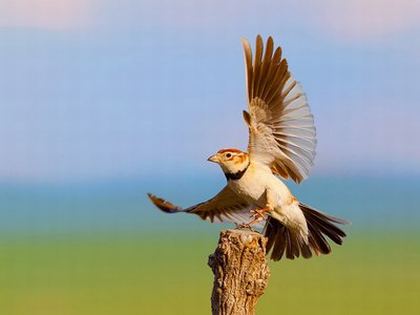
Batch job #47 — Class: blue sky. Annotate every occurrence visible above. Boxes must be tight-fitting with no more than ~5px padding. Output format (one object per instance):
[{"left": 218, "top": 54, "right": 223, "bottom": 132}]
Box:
[{"left": 1, "top": 0, "right": 420, "bottom": 182}]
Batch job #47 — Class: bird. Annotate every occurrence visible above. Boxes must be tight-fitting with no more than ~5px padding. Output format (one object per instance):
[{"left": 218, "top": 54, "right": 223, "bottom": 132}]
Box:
[{"left": 147, "top": 35, "right": 347, "bottom": 261}]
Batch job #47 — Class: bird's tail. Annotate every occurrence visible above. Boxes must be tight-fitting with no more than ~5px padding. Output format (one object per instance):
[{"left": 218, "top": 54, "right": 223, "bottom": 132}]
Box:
[{"left": 264, "top": 203, "right": 348, "bottom": 261}]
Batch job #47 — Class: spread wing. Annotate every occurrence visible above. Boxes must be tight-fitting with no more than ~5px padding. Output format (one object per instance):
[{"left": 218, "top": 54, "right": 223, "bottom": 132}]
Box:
[
  {"left": 147, "top": 186, "right": 253, "bottom": 224},
  {"left": 242, "top": 35, "right": 316, "bottom": 183}
]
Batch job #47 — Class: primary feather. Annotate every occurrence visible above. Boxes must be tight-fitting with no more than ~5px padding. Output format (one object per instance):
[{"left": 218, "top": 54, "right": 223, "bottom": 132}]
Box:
[{"left": 242, "top": 35, "right": 316, "bottom": 183}]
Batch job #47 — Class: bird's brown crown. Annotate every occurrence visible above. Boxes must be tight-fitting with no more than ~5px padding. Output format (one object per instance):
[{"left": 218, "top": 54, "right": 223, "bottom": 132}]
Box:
[{"left": 217, "top": 148, "right": 244, "bottom": 154}]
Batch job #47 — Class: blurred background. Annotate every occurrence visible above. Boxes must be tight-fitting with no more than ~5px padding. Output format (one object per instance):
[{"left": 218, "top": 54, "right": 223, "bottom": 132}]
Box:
[{"left": 1, "top": 0, "right": 419, "bottom": 314}]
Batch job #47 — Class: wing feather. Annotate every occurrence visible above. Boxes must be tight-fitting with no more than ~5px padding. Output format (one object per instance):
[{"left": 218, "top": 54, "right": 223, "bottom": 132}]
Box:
[
  {"left": 242, "top": 36, "right": 316, "bottom": 183},
  {"left": 148, "top": 186, "right": 254, "bottom": 225}
]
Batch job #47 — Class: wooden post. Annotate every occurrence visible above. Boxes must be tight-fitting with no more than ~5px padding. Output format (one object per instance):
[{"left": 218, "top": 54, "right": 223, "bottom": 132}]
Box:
[{"left": 208, "top": 229, "right": 270, "bottom": 315}]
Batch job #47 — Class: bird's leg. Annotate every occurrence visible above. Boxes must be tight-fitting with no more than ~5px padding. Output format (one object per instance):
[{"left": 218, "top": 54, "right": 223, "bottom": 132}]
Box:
[
  {"left": 234, "top": 207, "right": 270, "bottom": 230},
  {"left": 236, "top": 189, "right": 274, "bottom": 229},
  {"left": 247, "top": 206, "right": 271, "bottom": 226},
  {"left": 235, "top": 213, "right": 268, "bottom": 230},
  {"left": 247, "top": 189, "right": 275, "bottom": 225},
  {"left": 236, "top": 208, "right": 271, "bottom": 230}
]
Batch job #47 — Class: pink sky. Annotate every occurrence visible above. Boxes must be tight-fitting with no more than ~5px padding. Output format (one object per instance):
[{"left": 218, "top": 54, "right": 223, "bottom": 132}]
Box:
[
  {"left": 0, "top": 0, "right": 91, "bottom": 30},
  {"left": 1, "top": 1, "right": 419, "bottom": 41}
]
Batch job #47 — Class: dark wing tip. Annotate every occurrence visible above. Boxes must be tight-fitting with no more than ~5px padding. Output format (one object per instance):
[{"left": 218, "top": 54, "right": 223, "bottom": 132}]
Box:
[
  {"left": 242, "top": 110, "right": 251, "bottom": 126},
  {"left": 147, "top": 193, "right": 184, "bottom": 213},
  {"left": 265, "top": 36, "right": 274, "bottom": 51}
]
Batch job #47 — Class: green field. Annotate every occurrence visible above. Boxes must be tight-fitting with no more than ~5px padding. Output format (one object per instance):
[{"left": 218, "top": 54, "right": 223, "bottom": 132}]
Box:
[{"left": 1, "top": 231, "right": 419, "bottom": 314}]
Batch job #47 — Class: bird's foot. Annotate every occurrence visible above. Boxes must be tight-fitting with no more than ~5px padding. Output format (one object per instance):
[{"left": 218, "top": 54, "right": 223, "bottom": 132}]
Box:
[
  {"left": 234, "top": 207, "right": 270, "bottom": 230},
  {"left": 240, "top": 207, "right": 270, "bottom": 227},
  {"left": 251, "top": 207, "right": 270, "bottom": 222},
  {"left": 250, "top": 207, "right": 269, "bottom": 220},
  {"left": 235, "top": 222, "right": 256, "bottom": 231}
]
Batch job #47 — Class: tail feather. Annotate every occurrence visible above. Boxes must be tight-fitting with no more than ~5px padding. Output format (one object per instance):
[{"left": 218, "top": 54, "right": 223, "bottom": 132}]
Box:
[
  {"left": 264, "top": 219, "right": 277, "bottom": 251},
  {"left": 310, "top": 217, "right": 343, "bottom": 245},
  {"left": 265, "top": 219, "right": 294, "bottom": 260},
  {"left": 288, "top": 230, "right": 300, "bottom": 259},
  {"left": 301, "top": 203, "right": 347, "bottom": 245},
  {"left": 264, "top": 203, "right": 348, "bottom": 261},
  {"left": 307, "top": 220, "right": 331, "bottom": 255},
  {"left": 272, "top": 226, "right": 287, "bottom": 260},
  {"left": 298, "top": 236, "right": 312, "bottom": 259}
]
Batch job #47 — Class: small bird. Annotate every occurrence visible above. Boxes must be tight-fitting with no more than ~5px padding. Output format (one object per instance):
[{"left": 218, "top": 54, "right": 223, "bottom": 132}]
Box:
[{"left": 148, "top": 35, "right": 347, "bottom": 260}]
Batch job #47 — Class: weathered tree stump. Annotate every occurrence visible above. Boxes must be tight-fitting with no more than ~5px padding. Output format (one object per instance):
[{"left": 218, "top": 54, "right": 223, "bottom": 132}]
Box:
[{"left": 208, "top": 229, "right": 270, "bottom": 315}]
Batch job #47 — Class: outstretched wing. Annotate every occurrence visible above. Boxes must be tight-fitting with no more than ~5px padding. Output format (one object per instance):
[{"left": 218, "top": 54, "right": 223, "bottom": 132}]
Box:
[
  {"left": 147, "top": 186, "right": 253, "bottom": 224},
  {"left": 242, "top": 35, "right": 316, "bottom": 183}
]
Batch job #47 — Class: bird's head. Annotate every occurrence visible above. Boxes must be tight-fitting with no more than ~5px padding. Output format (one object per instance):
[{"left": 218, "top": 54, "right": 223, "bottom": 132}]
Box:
[{"left": 207, "top": 148, "right": 250, "bottom": 177}]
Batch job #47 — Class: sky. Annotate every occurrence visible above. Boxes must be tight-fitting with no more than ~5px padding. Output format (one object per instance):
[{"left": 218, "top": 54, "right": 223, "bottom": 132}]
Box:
[{"left": 1, "top": 0, "right": 420, "bottom": 183}]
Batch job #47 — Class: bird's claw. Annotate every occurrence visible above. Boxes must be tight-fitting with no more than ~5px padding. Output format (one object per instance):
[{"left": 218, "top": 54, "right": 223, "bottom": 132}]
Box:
[
  {"left": 235, "top": 222, "right": 255, "bottom": 231},
  {"left": 250, "top": 207, "right": 270, "bottom": 222},
  {"left": 250, "top": 208, "right": 268, "bottom": 220},
  {"left": 235, "top": 207, "right": 270, "bottom": 229}
]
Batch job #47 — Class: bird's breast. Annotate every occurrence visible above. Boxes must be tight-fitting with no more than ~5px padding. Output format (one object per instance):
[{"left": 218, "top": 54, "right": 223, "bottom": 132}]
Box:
[
  {"left": 228, "top": 162, "right": 292, "bottom": 208},
  {"left": 228, "top": 164, "right": 272, "bottom": 205}
]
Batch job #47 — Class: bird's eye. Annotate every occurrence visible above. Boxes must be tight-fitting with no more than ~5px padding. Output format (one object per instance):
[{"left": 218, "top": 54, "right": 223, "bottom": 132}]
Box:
[{"left": 226, "top": 153, "right": 232, "bottom": 158}]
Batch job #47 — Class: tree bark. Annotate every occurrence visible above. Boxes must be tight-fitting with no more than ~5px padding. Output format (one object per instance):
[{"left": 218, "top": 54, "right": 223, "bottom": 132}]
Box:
[{"left": 208, "top": 229, "right": 270, "bottom": 315}]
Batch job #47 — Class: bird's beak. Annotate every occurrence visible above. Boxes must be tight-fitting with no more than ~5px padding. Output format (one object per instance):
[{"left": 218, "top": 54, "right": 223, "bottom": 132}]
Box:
[{"left": 207, "top": 154, "right": 219, "bottom": 163}]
